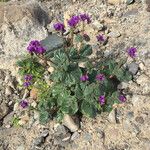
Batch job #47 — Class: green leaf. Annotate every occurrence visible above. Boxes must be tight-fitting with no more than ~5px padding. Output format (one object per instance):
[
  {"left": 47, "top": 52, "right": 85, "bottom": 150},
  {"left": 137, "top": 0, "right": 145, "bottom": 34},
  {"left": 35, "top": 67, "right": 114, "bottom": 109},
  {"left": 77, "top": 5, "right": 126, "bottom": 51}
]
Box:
[
  {"left": 39, "top": 111, "right": 49, "bottom": 124},
  {"left": 69, "top": 47, "right": 80, "bottom": 60},
  {"left": 81, "top": 101, "right": 96, "bottom": 118},
  {"left": 80, "top": 44, "right": 92, "bottom": 57},
  {"left": 75, "top": 34, "right": 83, "bottom": 43}
]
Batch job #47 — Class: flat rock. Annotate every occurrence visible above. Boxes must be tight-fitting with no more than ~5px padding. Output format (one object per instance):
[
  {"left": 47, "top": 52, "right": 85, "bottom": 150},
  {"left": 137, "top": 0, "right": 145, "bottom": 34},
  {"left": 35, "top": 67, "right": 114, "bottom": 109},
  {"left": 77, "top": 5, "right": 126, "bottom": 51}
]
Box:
[
  {"left": 41, "top": 34, "right": 64, "bottom": 52},
  {"left": 128, "top": 62, "right": 139, "bottom": 75}
]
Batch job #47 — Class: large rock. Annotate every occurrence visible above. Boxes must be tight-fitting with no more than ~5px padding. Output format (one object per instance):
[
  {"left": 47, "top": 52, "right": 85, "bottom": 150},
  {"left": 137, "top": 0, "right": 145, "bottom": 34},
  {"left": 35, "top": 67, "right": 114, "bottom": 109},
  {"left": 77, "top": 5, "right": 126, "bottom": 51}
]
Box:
[{"left": 0, "top": 1, "right": 49, "bottom": 75}]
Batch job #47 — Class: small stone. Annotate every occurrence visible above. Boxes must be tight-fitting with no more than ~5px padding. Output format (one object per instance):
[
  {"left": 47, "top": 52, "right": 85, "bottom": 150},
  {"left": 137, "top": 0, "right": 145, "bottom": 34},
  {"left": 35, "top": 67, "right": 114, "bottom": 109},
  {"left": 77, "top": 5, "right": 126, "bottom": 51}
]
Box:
[
  {"left": 108, "top": 0, "right": 121, "bottom": 4},
  {"left": 126, "top": 111, "right": 134, "bottom": 120},
  {"left": 108, "top": 31, "right": 121, "bottom": 38},
  {"left": 92, "top": 21, "right": 104, "bottom": 31},
  {"left": 55, "top": 124, "right": 67, "bottom": 136},
  {"left": 0, "top": 103, "right": 9, "bottom": 120},
  {"left": 13, "top": 102, "right": 19, "bottom": 111},
  {"left": 126, "top": 0, "right": 134, "bottom": 5},
  {"left": 95, "top": 128, "right": 104, "bottom": 139},
  {"left": 62, "top": 133, "right": 71, "bottom": 141},
  {"left": 83, "top": 132, "right": 92, "bottom": 142},
  {"left": 5, "top": 86, "right": 13, "bottom": 96},
  {"left": 30, "top": 88, "right": 38, "bottom": 100},
  {"left": 135, "top": 116, "right": 144, "bottom": 124},
  {"left": 3, "top": 112, "right": 14, "bottom": 125},
  {"left": 40, "top": 130, "right": 49, "bottom": 138},
  {"left": 48, "top": 66, "right": 54, "bottom": 73},
  {"left": 139, "top": 62, "right": 145, "bottom": 70},
  {"left": 71, "top": 132, "right": 80, "bottom": 141},
  {"left": 128, "top": 62, "right": 139, "bottom": 75},
  {"left": 31, "top": 101, "right": 37, "bottom": 108},
  {"left": 33, "top": 137, "right": 44, "bottom": 146},
  {"left": 33, "top": 111, "right": 39, "bottom": 120},
  {"left": 108, "top": 109, "right": 116, "bottom": 123}
]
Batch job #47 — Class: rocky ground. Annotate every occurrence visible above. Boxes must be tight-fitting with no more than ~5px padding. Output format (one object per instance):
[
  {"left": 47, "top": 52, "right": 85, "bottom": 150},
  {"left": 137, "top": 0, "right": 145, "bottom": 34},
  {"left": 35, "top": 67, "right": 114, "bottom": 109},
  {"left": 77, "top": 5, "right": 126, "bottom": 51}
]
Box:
[{"left": 0, "top": 0, "right": 150, "bottom": 150}]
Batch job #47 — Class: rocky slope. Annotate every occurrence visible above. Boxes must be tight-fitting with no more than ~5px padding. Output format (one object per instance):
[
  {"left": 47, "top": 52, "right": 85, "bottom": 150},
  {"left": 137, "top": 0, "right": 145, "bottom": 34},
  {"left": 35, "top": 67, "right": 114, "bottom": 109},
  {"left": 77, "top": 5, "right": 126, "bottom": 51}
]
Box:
[{"left": 0, "top": 0, "right": 150, "bottom": 150}]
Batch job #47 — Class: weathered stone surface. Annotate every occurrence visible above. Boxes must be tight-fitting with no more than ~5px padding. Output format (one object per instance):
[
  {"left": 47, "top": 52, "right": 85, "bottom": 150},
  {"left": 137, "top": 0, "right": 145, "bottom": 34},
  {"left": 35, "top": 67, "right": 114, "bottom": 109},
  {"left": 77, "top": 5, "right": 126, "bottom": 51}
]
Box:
[
  {"left": 0, "top": 1, "right": 49, "bottom": 75},
  {"left": 0, "top": 102, "right": 9, "bottom": 120}
]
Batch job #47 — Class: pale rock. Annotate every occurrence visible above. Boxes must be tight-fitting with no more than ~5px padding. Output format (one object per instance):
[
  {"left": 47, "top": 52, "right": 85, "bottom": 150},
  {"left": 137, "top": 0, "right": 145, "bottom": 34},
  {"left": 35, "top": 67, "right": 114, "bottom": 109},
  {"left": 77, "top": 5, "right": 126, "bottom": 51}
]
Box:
[
  {"left": 108, "top": 31, "right": 121, "bottom": 38},
  {"left": 14, "top": 102, "right": 19, "bottom": 111},
  {"left": 92, "top": 21, "right": 104, "bottom": 31},
  {"left": 48, "top": 66, "right": 54, "bottom": 73},
  {"left": 5, "top": 86, "right": 13, "bottom": 96},
  {"left": 108, "top": 109, "right": 116, "bottom": 123},
  {"left": 0, "top": 103, "right": 9, "bottom": 120},
  {"left": 31, "top": 101, "right": 37, "bottom": 108}
]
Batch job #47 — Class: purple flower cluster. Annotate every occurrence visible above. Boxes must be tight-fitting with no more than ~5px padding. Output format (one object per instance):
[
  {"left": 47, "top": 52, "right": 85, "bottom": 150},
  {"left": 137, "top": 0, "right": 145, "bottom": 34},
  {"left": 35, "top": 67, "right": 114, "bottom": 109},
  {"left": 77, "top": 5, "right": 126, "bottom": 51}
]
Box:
[
  {"left": 127, "top": 47, "right": 137, "bottom": 58},
  {"left": 20, "top": 100, "right": 28, "bottom": 108},
  {"left": 99, "top": 95, "right": 105, "bottom": 105},
  {"left": 53, "top": 22, "right": 65, "bottom": 32},
  {"left": 68, "top": 15, "right": 80, "bottom": 27},
  {"left": 96, "top": 34, "right": 105, "bottom": 42},
  {"left": 67, "top": 13, "right": 91, "bottom": 27},
  {"left": 23, "top": 74, "right": 32, "bottom": 88},
  {"left": 96, "top": 74, "right": 105, "bottom": 81},
  {"left": 80, "top": 13, "right": 91, "bottom": 24},
  {"left": 80, "top": 74, "right": 89, "bottom": 81},
  {"left": 119, "top": 95, "right": 126, "bottom": 102},
  {"left": 27, "top": 40, "right": 46, "bottom": 54}
]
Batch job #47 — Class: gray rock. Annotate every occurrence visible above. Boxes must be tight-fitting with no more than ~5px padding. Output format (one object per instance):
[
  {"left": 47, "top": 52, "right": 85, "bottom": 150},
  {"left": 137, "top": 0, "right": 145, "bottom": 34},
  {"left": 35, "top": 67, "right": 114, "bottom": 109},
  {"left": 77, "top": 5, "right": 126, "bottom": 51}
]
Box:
[
  {"left": 83, "top": 132, "right": 92, "bottom": 142},
  {"left": 71, "top": 131, "right": 80, "bottom": 141},
  {"left": 126, "top": 111, "right": 134, "bottom": 120},
  {"left": 33, "top": 137, "right": 44, "bottom": 146},
  {"left": 41, "top": 34, "right": 64, "bottom": 52},
  {"left": 0, "top": 103, "right": 9, "bottom": 120},
  {"left": 108, "top": 31, "right": 121, "bottom": 38},
  {"left": 123, "top": 9, "right": 139, "bottom": 18},
  {"left": 92, "top": 21, "right": 104, "bottom": 31},
  {"left": 95, "top": 128, "right": 104, "bottom": 139},
  {"left": 55, "top": 124, "right": 67, "bottom": 136},
  {"left": 40, "top": 129, "right": 49, "bottom": 138},
  {"left": 128, "top": 62, "right": 139, "bottom": 75},
  {"left": 126, "top": 0, "right": 135, "bottom": 5},
  {"left": 62, "top": 133, "right": 71, "bottom": 141}
]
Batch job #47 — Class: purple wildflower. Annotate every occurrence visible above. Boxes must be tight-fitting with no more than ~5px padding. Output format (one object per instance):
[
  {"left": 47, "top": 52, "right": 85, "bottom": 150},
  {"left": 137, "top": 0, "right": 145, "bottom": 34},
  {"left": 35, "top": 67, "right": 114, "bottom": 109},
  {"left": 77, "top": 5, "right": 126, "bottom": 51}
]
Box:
[
  {"left": 20, "top": 100, "right": 28, "bottom": 108},
  {"left": 127, "top": 47, "right": 137, "bottom": 58},
  {"left": 96, "top": 34, "right": 105, "bottom": 42},
  {"left": 96, "top": 74, "right": 105, "bottom": 81},
  {"left": 24, "top": 75, "right": 32, "bottom": 81},
  {"left": 27, "top": 40, "right": 46, "bottom": 54},
  {"left": 80, "top": 13, "right": 91, "bottom": 24},
  {"left": 99, "top": 95, "right": 105, "bottom": 105},
  {"left": 80, "top": 74, "right": 89, "bottom": 81},
  {"left": 119, "top": 95, "right": 126, "bottom": 102},
  {"left": 53, "top": 22, "right": 65, "bottom": 32},
  {"left": 68, "top": 15, "right": 80, "bottom": 27},
  {"left": 23, "top": 81, "right": 31, "bottom": 87}
]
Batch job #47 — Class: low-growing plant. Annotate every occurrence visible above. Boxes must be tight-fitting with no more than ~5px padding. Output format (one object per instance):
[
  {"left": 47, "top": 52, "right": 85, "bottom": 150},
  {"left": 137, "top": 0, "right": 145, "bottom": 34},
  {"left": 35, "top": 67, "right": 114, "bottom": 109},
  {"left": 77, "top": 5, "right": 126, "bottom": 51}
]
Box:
[{"left": 16, "top": 13, "right": 134, "bottom": 124}]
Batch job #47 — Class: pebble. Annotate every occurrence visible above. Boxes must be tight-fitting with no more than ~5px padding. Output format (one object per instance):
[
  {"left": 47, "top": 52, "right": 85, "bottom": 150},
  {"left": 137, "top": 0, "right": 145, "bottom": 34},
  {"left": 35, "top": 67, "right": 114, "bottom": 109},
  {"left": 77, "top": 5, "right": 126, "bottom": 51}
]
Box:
[
  {"left": 128, "top": 62, "right": 139, "bottom": 75},
  {"left": 5, "top": 86, "right": 13, "bottom": 96},
  {"left": 62, "top": 133, "right": 71, "bottom": 141},
  {"left": 135, "top": 116, "right": 144, "bottom": 124},
  {"left": 40, "top": 129, "right": 49, "bottom": 138},
  {"left": 71, "top": 131, "right": 80, "bottom": 141},
  {"left": 0, "top": 103, "right": 9, "bottom": 120},
  {"left": 108, "top": 109, "right": 117, "bottom": 123},
  {"left": 108, "top": 31, "right": 121, "bottom": 38},
  {"left": 55, "top": 124, "right": 67, "bottom": 136},
  {"left": 33, "top": 137, "right": 44, "bottom": 146},
  {"left": 92, "top": 21, "right": 104, "bottom": 31}
]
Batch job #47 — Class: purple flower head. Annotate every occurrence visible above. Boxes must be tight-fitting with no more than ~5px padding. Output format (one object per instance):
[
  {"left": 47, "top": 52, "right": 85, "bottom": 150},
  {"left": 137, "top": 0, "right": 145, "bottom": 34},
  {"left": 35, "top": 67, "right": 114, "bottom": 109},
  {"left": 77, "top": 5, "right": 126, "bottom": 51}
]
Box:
[
  {"left": 99, "top": 95, "right": 105, "bottom": 105},
  {"left": 119, "top": 95, "right": 126, "bottom": 102},
  {"left": 127, "top": 47, "right": 137, "bottom": 58},
  {"left": 68, "top": 15, "right": 80, "bottom": 27},
  {"left": 96, "top": 74, "right": 105, "bottom": 81},
  {"left": 27, "top": 40, "right": 46, "bottom": 54},
  {"left": 80, "top": 74, "right": 89, "bottom": 81},
  {"left": 23, "top": 81, "right": 31, "bottom": 87},
  {"left": 20, "top": 100, "right": 28, "bottom": 108},
  {"left": 80, "top": 13, "right": 91, "bottom": 24},
  {"left": 96, "top": 34, "right": 105, "bottom": 42},
  {"left": 53, "top": 22, "right": 65, "bottom": 32},
  {"left": 24, "top": 75, "right": 32, "bottom": 81}
]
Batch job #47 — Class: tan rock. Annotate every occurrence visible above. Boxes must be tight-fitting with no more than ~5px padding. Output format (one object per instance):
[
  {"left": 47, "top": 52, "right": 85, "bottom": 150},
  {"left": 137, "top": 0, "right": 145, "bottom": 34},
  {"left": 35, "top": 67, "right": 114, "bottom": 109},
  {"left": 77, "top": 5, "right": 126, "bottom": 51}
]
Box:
[{"left": 30, "top": 88, "right": 39, "bottom": 100}]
